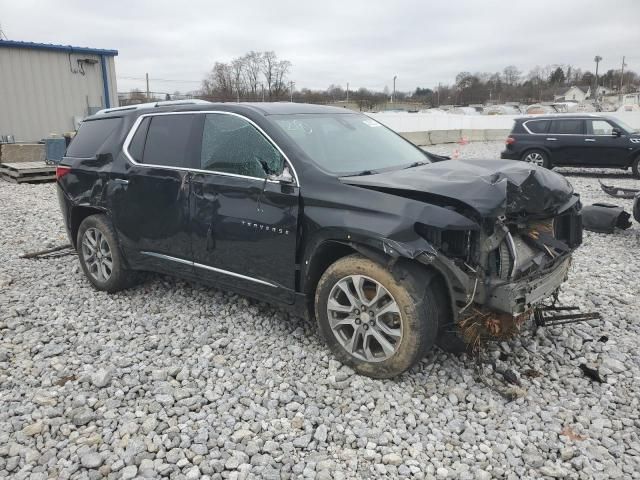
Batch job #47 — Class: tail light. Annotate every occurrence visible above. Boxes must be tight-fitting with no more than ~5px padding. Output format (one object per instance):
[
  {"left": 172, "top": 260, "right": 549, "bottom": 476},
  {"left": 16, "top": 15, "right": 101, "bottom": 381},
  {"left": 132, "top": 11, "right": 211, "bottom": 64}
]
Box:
[
  {"left": 56, "top": 165, "right": 71, "bottom": 180},
  {"left": 505, "top": 136, "right": 516, "bottom": 145}
]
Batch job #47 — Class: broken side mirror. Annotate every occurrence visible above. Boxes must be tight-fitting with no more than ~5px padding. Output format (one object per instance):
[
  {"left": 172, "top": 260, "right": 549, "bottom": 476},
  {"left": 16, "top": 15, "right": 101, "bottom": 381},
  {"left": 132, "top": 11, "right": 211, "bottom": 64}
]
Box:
[{"left": 267, "top": 164, "right": 295, "bottom": 184}]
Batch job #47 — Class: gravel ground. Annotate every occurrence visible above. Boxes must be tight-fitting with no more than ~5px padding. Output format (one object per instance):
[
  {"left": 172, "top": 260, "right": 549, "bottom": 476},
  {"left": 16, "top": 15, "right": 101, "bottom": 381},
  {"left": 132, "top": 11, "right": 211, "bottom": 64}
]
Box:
[{"left": 1, "top": 141, "right": 639, "bottom": 480}]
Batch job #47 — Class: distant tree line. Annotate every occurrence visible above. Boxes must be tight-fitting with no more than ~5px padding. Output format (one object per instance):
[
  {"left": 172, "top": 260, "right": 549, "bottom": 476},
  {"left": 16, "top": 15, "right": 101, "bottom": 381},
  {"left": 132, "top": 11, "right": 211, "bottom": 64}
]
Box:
[
  {"left": 411, "top": 64, "right": 640, "bottom": 106},
  {"left": 123, "top": 57, "right": 640, "bottom": 109}
]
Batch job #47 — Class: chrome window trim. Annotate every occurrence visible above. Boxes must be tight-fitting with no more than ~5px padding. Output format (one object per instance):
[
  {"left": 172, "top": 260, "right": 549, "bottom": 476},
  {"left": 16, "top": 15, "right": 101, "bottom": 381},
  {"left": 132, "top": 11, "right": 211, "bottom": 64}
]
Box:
[
  {"left": 122, "top": 110, "right": 300, "bottom": 186},
  {"left": 140, "top": 251, "right": 279, "bottom": 288},
  {"left": 522, "top": 118, "right": 625, "bottom": 137}
]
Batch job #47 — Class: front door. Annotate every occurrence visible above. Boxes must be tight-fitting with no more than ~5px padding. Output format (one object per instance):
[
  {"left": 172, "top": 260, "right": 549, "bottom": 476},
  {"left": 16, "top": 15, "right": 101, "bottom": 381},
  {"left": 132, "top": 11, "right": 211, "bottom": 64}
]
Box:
[
  {"left": 190, "top": 112, "right": 299, "bottom": 303},
  {"left": 583, "top": 119, "right": 629, "bottom": 167},
  {"left": 110, "top": 113, "right": 201, "bottom": 276}
]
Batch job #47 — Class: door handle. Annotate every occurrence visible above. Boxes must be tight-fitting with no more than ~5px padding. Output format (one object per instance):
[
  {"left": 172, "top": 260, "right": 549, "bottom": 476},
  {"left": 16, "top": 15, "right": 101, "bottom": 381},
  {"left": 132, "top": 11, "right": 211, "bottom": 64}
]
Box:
[
  {"left": 546, "top": 137, "right": 557, "bottom": 141},
  {"left": 584, "top": 138, "right": 596, "bottom": 142},
  {"left": 112, "top": 178, "right": 129, "bottom": 185}
]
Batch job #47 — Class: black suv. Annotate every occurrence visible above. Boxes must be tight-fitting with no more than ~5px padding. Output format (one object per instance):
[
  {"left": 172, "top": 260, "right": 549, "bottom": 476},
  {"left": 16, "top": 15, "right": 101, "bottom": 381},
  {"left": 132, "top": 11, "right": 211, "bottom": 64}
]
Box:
[
  {"left": 501, "top": 114, "right": 640, "bottom": 177},
  {"left": 58, "top": 101, "right": 583, "bottom": 378}
]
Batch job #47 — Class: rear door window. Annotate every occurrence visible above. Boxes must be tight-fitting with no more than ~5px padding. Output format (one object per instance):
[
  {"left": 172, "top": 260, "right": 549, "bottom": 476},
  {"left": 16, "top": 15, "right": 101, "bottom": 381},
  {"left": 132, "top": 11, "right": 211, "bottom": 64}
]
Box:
[
  {"left": 550, "top": 119, "right": 584, "bottom": 135},
  {"left": 66, "top": 117, "right": 122, "bottom": 157},
  {"left": 141, "top": 114, "right": 199, "bottom": 168},
  {"left": 525, "top": 120, "right": 550, "bottom": 134}
]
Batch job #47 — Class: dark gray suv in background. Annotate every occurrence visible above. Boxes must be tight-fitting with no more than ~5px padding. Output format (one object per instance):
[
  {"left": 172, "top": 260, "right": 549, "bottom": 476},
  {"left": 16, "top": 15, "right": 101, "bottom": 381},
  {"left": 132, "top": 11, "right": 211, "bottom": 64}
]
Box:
[{"left": 501, "top": 114, "right": 640, "bottom": 176}]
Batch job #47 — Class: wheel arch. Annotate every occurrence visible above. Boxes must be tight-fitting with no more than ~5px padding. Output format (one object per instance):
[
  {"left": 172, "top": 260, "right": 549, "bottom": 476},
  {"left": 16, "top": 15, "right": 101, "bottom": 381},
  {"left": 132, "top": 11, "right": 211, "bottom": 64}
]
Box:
[
  {"left": 70, "top": 205, "right": 108, "bottom": 248},
  {"left": 301, "top": 237, "right": 455, "bottom": 328},
  {"left": 520, "top": 146, "right": 551, "bottom": 160}
]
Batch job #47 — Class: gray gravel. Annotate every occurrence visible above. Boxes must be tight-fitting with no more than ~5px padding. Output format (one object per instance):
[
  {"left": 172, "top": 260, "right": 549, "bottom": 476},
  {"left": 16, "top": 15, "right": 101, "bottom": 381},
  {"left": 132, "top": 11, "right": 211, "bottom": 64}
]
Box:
[{"left": 1, "top": 142, "right": 639, "bottom": 479}]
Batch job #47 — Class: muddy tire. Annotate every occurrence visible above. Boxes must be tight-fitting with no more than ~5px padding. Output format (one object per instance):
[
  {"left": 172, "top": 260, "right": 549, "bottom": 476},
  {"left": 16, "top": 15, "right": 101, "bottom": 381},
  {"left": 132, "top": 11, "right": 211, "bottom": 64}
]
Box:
[
  {"left": 77, "top": 214, "right": 137, "bottom": 293},
  {"left": 314, "top": 254, "right": 439, "bottom": 379}
]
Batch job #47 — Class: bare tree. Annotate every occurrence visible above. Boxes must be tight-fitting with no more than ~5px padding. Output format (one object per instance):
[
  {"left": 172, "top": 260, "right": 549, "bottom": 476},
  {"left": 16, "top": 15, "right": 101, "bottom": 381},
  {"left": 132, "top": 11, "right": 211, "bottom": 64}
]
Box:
[
  {"left": 503, "top": 65, "right": 521, "bottom": 86},
  {"left": 242, "top": 51, "right": 263, "bottom": 100}
]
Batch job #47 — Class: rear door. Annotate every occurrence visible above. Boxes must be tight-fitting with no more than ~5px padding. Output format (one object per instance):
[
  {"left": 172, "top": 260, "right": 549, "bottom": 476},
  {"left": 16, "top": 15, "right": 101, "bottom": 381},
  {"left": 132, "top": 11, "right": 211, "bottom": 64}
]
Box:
[
  {"left": 110, "top": 113, "right": 200, "bottom": 276},
  {"left": 189, "top": 112, "right": 300, "bottom": 303},
  {"left": 583, "top": 119, "right": 628, "bottom": 167},
  {"left": 548, "top": 119, "right": 586, "bottom": 165}
]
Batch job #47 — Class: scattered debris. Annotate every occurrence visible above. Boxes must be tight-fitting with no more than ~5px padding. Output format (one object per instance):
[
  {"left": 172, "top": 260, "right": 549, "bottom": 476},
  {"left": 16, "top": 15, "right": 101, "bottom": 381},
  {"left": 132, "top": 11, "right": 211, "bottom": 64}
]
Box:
[
  {"left": 459, "top": 308, "right": 530, "bottom": 353},
  {"left": 54, "top": 374, "right": 77, "bottom": 386},
  {"left": 582, "top": 203, "right": 632, "bottom": 233},
  {"left": 560, "top": 426, "right": 588, "bottom": 442},
  {"left": 599, "top": 180, "right": 639, "bottom": 199},
  {"left": 579, "top": 364, "right": 604, "bottom": 383},
  {"left": 534, "top": 305, "right": 601, "bottom": 328},
  {"left": 598, "top": 335, "right": 609, "bottom": 343},
  {"left": 501, "top": 369, "right": 522, "bottom": 387},
  {"left": 20, "top": 244, "right": 74, "bottom": 259},
  {"left": 522, "top": 369, "right": 543, "bottom": 378}
]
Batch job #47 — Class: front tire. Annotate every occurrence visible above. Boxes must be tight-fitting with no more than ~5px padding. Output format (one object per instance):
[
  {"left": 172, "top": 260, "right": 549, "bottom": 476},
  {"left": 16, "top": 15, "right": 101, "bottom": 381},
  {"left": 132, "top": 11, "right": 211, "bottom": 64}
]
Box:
[
  {"left": 77, "top": 214, "right": 135, "bottom": 293},
  {"left": 522, "top": 149, "right": 551, "bottom": 169},
  {"left": 314, "top": 254, "right": 439, "bottom": 378}
]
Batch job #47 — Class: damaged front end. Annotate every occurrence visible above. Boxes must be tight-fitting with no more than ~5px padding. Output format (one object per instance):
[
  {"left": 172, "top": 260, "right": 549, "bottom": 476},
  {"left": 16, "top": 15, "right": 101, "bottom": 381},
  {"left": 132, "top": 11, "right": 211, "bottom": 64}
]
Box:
[{"left": 343, "top": 159, "right": 590, "bottom": 350}]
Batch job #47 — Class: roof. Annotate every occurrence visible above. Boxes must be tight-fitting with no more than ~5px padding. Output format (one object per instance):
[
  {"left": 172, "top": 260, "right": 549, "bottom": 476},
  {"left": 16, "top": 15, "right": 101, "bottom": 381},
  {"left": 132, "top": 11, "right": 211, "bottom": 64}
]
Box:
[
  {"left": 93, "top": 101, "right": 352, "bottom": 119},
  {"left": 0, "top": 40, "right": 118, "bottom": 56},
  {"left": 516, "top": 114, "right": 609, "bottom": 121}
]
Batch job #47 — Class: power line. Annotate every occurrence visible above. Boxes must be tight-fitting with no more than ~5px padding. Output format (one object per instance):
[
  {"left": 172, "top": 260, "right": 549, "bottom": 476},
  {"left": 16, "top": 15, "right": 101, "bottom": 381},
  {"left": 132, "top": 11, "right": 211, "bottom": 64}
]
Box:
[{"left": 117, "top": 75, "right": 202, "bottom": 84}]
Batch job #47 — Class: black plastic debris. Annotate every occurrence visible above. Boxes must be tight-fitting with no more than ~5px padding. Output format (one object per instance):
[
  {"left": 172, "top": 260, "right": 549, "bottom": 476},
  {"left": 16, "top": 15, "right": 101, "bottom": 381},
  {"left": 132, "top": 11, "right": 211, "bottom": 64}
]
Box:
[
  {"left": 579, "top": 364, "right": 604, "bottom": 383},
  {"left": 582, "top": 203, "right": 632, "bottom": 233},
  {"left": 599, "top": 180, "right": 639, "bottom": 199}
]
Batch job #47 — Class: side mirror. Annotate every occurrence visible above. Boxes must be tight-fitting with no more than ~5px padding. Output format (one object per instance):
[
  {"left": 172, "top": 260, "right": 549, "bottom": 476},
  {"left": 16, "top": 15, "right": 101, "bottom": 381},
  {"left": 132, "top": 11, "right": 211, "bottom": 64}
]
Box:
[
  {"left": 267, "top": 164, "right": 295, "bottom": 184},
  {"left": 612, "top": 128, "right": 622, "bottom": 137}
]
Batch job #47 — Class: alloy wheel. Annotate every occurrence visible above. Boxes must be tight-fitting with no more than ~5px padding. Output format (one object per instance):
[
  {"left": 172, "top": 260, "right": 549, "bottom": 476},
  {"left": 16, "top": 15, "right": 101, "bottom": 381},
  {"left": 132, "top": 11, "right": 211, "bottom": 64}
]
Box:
[
  {"left": 81, "top": 227, "right": 113, "bottom": 282},
  {"left": 326, "top": 274, "right": 403, "bottom": 362},
  {"left": 524, "top": 152, "right": 545, "bottom": 167}
]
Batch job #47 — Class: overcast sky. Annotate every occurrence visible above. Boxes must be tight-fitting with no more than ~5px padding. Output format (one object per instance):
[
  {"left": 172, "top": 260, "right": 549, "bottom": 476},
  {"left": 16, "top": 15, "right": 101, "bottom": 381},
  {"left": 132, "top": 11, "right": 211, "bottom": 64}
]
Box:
[{"left": 2, "top": 0, "right": 639, "bottom": 94}]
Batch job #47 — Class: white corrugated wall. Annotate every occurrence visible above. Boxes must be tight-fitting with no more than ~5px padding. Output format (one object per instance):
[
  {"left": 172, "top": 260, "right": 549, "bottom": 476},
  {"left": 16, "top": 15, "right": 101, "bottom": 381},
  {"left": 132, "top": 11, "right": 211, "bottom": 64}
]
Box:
[{"left": 0, "top": 47, "right": 118, "bottom": 141}]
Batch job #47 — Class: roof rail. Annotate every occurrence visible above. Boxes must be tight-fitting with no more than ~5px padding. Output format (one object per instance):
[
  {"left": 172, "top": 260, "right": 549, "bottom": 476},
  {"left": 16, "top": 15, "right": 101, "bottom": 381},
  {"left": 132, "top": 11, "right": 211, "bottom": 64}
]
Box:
[{"left": 95, "top": 99, "right": 211, "bottom": 115}]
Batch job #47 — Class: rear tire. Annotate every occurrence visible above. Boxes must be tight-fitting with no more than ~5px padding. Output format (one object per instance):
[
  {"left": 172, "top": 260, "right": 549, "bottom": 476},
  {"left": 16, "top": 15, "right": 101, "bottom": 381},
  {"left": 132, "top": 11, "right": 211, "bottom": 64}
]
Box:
[
  {"left": 77, "top": 214, "right": 136, "bottom": 293},
  {"left": 522, "top": 149, "right": 551, "bottom": 169},
  {"left": 314, "top": 254, "right": 439, "bottom": 378}
]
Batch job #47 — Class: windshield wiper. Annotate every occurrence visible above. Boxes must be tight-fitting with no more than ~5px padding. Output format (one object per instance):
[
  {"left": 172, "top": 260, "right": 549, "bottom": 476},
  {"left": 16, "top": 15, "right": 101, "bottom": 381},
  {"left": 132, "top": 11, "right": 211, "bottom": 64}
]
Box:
[
  {"left": 344, "top": 169, "right": 378, "bottom": 177},
  {"left": 403, "top": 161, "right": 428, "bottom": 169}
]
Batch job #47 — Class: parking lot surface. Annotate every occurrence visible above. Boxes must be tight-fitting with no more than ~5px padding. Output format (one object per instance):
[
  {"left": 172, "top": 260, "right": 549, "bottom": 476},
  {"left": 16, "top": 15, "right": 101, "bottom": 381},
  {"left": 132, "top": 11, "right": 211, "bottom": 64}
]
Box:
[{"left": 1, "top": 141, "right": 639, "bottom": 479}]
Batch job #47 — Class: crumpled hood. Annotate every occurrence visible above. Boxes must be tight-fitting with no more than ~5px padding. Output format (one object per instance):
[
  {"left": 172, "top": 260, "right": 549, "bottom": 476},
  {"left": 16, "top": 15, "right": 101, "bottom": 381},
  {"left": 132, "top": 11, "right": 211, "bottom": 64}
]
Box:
[{"left": 341, "top": 159, "right": 575, "bottom": 218}]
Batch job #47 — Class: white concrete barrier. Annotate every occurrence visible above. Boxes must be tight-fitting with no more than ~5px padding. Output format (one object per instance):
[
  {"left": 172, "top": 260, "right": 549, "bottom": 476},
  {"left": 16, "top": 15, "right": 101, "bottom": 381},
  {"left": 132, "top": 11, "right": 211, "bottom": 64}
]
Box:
[{"left": 369, "top": 111, "right": 640, "bottom": 145}]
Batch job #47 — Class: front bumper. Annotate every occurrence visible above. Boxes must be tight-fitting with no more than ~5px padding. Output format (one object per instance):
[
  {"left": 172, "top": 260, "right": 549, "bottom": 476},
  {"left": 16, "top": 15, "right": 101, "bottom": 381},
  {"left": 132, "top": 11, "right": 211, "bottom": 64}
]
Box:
[{"left": 482, "top": 257, "right": 571, "bottom": 315}]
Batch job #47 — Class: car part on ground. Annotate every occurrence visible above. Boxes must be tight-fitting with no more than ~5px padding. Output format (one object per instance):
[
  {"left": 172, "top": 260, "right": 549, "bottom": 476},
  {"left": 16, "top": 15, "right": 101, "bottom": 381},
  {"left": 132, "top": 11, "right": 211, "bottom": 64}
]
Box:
[
  {"left": 599, "top": 180, "right": 640, "bottom": 199},
  {"left": 582, "top": 203, "right": 632, "bottom": 233}
]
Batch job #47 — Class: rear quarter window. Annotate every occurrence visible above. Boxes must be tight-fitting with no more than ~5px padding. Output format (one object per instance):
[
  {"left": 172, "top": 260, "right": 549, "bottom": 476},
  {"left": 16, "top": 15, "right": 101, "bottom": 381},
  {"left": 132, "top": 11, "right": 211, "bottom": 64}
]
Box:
[
  {"left": 524, "top": 120, "right": 550, "bottom": 134},
  {"left": 66, "top": 117, "right": 122, "bottom": 157}
]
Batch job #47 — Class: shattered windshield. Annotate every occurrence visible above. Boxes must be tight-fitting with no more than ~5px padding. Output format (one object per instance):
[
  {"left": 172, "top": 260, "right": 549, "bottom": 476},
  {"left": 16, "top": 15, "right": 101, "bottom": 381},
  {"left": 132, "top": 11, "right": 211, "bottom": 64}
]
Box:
[{"left": 270, "top": 113, "right": 429, "bottom": 175}]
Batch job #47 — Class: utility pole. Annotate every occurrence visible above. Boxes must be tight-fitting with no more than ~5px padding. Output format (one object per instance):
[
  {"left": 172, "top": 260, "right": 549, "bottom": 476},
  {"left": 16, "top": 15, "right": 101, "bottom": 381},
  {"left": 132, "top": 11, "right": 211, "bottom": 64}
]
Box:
[
  {"left": 145, "top": 73, "right": 150, "bottom": 100},
  {"left": 290, "top": 81, "right": 295, "bottom": 102},
  {"left": 0, "top": 23, "right": 7, "bottom": 40},
  {"left": 346, "top": 82, "right": 349, "bottom": 103},
  {"left": 620, "top": 56, "right": 627, "bottom": 93},
  {"left": 261, "top": 83, "right": 265, "bottom": 102},
  {"left": 594, "top": 55, "right": 602, "bottom": 100},
  {"left": 391, "top": 75, "right": 397, "bottom": 103}
]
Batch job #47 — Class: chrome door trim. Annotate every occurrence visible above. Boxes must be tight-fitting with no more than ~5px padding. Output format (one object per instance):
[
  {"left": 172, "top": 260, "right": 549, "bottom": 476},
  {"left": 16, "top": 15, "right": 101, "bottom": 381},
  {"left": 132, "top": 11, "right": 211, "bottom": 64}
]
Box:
[
  {"left": 140, "top": 251, "right": 279, "bottom": 288},
  {"left": 122, "top": 110, "right": 300, "bottom": 187}
]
